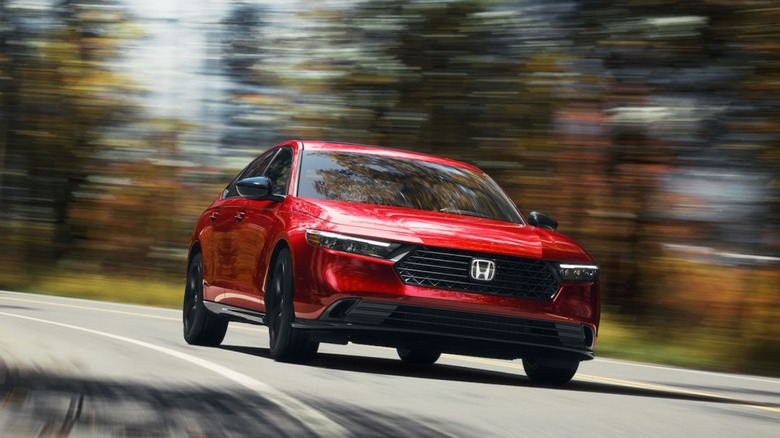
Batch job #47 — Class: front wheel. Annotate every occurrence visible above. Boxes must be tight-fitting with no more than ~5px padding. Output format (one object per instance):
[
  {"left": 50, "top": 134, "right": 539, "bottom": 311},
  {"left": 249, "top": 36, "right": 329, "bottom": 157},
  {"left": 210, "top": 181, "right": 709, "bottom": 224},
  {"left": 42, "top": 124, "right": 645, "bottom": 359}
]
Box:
[
  {"left": 522, "top": 356, "right": 579, "bottom": 385},
  {"left": 266, "top": 248, "right": 319, "bottom": 363},
  {"left": 183, "top": 253, "right": 228, "bottom": 346},
  {"left": 397, "top": 347, "right": 441, "bottom": 365}
]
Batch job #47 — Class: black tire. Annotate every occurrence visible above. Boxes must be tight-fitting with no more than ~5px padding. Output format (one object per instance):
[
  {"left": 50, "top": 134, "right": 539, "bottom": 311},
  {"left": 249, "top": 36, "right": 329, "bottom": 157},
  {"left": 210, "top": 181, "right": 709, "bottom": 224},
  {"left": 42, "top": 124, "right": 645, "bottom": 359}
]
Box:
[
  {"left": 183, "top": 253, "right": 228, "bottom": 346},
  {"left": 397, "top": 347, "right": 441, "bottom": 365},
  {"left": 522, "top": 356, "right": 579, "bottom": 385},
  {"left": 266, "top": 247, "right": 319, "bottom": 363}
]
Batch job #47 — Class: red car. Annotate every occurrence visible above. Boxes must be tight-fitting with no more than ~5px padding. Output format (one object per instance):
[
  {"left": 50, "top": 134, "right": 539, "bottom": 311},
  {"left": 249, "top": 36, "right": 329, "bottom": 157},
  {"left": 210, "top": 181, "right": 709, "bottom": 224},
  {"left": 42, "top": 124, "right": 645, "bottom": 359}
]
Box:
[{"left": 183, "top": 140, "right": 599, "bottom": 384}]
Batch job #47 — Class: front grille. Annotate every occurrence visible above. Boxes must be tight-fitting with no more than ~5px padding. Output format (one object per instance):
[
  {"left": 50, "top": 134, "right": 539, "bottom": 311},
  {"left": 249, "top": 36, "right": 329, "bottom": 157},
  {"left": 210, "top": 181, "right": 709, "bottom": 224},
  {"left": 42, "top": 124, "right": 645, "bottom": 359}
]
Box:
[{"left": 395, "top": 246, "right": 560, "bottom": 300}]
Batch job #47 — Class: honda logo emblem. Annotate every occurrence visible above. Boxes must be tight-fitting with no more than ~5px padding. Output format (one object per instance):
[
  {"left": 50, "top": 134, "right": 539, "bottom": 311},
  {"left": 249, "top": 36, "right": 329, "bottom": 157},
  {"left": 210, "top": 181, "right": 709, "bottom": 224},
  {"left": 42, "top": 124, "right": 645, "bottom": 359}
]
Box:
[{"left": 470, "top": 259, "right": 496, "bottom": 281}]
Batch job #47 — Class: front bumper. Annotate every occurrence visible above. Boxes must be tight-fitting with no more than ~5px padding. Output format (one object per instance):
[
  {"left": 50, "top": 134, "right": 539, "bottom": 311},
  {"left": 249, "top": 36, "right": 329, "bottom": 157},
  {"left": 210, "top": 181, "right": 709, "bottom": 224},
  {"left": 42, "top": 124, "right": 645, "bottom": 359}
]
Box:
[{"left": 293, "top": 299, "right": 595, "bottom": 361}]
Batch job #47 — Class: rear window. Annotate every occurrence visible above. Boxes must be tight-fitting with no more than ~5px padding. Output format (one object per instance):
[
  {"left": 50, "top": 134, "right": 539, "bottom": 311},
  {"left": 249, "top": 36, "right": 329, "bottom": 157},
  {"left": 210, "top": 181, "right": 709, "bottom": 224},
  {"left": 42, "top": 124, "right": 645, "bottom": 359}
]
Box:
[{"left": 298, "top": 150, "right": 522, "bottom": 223}]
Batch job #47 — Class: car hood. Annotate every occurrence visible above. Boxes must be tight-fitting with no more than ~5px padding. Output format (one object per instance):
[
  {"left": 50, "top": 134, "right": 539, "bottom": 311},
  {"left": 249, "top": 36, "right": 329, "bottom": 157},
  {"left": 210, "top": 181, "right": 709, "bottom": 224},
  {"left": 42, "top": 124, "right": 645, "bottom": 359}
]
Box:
[{"left": 294, "top": 199, "right": 594, "bottom": 262}]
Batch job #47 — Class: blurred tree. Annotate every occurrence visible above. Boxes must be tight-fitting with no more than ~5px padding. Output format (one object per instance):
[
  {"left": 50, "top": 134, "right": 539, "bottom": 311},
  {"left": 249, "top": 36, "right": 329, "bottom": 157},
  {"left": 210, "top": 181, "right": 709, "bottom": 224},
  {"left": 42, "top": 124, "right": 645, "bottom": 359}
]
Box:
[
  {"left": 571, "top": 0, "right": 780, "bottom": 312},
  {"left": 344, "top": 0, "right": 492, "bottom": 154},
  {"left": 0, "top": 0, "right": 139, "bottom": 276},
  {"left": 220, "top": 1, "right": 283, "bottom": 151},
  {"left": 0, "top": 0, "right": 17, "bottom": 213},
  {"left": 223, "top": 3, "right": 268, "bottom": 83}
]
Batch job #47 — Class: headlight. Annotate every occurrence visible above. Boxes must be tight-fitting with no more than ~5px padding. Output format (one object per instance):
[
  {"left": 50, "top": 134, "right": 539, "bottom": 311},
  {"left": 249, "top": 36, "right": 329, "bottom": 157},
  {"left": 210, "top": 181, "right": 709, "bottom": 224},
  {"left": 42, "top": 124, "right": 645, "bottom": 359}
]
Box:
[
  {"left": 556, "top": 263, "right": 599, "bottom": 281},
  {"left": 306, "top": 229, "right": 401, "bottom": 259}
]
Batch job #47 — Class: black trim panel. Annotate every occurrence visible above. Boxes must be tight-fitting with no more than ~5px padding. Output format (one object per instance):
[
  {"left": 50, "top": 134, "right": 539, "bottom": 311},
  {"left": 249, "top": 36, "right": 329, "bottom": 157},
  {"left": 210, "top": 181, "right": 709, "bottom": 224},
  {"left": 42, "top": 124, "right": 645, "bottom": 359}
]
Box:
[
  {"left": 293, "top": 299, "right": 594, "bottom": 361},
  {"left": 203, "top": 301, "right": 265, "bottom": 325}
]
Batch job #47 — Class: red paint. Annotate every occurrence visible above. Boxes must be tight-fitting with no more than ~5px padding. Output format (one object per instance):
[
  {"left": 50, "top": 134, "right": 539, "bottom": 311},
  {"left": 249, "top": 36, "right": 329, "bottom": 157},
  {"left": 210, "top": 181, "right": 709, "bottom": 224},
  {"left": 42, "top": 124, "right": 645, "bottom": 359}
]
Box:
[{"left": 191, "top": 140, "right": 600, "bottom": 348}]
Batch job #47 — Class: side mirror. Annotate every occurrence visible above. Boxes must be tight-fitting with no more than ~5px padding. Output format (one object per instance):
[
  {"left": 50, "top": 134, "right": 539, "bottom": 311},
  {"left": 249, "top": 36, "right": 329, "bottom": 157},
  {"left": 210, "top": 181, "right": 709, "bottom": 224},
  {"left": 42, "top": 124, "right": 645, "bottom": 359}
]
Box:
[
  {"left": 236, "top": 177, "right": 281, "bottom": 201},
  {"left": 528, "top": 211, "right": 558, "bottom": 232}
]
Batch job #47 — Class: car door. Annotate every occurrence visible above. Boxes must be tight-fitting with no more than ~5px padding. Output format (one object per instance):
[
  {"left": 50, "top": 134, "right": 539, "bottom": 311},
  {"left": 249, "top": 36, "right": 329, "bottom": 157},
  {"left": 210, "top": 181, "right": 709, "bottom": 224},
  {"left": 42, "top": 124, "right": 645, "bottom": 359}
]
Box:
[
  {"left": 225, "top": 147, "right": 294, "bottom": 311},
  {"left": 208, "top": 150, "right": 277, "bottom": 300},
  {"left": 204, "top": 202, "right": 238, "bottom": 293}
]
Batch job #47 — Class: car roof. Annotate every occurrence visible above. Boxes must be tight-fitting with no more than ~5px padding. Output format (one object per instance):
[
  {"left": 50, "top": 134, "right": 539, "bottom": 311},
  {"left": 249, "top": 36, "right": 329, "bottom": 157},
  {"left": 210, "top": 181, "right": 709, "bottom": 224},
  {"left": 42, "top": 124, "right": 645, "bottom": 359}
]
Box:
[{"left": 294, "top": 140, "right": 484, "bottom": 174}]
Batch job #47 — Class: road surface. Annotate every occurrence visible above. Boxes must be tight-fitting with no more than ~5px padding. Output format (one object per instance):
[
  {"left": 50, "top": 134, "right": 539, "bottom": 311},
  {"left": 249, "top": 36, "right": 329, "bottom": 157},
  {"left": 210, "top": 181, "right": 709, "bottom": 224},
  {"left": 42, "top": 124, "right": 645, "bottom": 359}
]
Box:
[{"left": 1, "top": 290, "right": 778, "bottom": 436}]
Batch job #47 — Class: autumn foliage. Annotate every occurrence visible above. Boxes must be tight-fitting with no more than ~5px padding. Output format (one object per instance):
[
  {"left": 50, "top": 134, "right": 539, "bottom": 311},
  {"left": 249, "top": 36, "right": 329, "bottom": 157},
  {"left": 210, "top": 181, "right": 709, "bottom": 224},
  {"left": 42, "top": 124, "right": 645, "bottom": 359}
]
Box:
[{"left": 0, "top": 0, "right": 777, "bottom": 374}]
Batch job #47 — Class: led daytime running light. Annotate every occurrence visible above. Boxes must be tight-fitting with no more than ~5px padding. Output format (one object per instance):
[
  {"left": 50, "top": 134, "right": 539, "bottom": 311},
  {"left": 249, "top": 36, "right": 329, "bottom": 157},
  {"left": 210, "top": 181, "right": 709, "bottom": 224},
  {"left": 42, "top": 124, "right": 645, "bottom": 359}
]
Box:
[
  {"left": 306, "top": 229, "right": 399, "bottom": 259},
  {"left": 557, "top": 263, "right": 600, "bottom": 281}
]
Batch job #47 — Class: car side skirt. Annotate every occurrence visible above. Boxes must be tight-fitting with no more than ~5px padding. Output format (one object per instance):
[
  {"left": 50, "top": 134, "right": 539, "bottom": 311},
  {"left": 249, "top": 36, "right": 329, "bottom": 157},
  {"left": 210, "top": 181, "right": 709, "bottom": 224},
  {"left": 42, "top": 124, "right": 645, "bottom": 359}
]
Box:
[{"left": 203, "top": 301, "right": 265, "bottom": 325}]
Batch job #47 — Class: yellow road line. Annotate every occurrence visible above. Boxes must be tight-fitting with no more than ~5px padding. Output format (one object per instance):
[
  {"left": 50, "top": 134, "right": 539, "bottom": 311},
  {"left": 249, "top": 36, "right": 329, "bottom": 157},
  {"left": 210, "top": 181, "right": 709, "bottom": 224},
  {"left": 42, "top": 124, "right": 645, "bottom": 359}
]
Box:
[
  {"left": 576, "top": 374, "right": 780, "bottom": 414},
  {"left": 0, "top": 294, "right": 265, "bottom": 332},
  {"left": 0, "top": 295, "right": 179, "bottom": 321}
]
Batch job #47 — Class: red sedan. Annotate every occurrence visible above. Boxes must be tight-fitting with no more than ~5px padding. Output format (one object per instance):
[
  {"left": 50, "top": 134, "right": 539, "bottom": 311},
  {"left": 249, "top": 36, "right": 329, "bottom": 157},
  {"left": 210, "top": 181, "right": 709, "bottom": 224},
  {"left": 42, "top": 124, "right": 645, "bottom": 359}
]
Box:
[{"left": 183, "top": 140, "right": 600, "bottom": 384}]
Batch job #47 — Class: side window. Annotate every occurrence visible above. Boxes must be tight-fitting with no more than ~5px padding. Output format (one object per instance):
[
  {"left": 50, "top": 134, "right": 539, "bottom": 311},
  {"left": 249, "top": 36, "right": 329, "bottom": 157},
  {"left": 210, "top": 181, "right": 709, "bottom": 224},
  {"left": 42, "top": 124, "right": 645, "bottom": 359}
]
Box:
[
  {"left": 222, "top": 150, "right": 276, "bottom": 199},
  {"left": 264, "top": 148, "right": 293, "bottom": 196}
]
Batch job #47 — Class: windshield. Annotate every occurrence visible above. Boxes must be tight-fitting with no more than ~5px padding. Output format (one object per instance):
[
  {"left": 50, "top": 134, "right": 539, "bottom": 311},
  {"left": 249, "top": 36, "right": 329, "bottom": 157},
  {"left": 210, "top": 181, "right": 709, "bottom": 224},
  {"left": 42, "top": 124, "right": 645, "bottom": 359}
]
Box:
[{"left": 298, "top": 151, "right": 523, "bottom": 223}]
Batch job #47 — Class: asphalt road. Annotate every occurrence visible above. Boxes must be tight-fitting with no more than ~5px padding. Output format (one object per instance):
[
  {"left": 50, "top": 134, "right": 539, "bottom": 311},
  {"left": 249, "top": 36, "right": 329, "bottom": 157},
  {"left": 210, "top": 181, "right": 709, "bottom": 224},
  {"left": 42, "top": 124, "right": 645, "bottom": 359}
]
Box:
[{"left": 1, "top": 290, "right": 778, "bottom": 437}]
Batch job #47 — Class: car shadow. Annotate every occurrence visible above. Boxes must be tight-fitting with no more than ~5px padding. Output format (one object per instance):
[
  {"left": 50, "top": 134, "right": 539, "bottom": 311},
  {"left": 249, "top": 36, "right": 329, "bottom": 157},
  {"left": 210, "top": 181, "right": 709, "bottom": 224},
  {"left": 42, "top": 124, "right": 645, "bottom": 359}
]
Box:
[
  {"left": 0, "top": 305, "right": 38, "bottom": 311},
  {"left": 218, "top": 344, "right": 780, "bottom": 411},
  {"left": 220, "top": 344, "right": 526, "bottom": 386},
  {"left": 0, "top": 361, "right": 459, "bottom": 437}
]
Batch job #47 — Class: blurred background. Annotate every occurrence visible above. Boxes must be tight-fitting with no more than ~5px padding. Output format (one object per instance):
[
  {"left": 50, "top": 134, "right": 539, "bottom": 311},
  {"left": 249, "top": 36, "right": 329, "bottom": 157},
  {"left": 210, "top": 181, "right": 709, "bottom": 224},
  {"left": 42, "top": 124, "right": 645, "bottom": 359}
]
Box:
[{"left": 0, "top": 0, "right": 778, "bottom": 375}]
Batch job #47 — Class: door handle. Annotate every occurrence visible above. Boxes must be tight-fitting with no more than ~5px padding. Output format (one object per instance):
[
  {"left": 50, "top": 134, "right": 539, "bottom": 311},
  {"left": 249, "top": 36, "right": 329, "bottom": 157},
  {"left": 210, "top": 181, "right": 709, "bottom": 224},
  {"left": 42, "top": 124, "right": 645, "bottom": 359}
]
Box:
[
  {"left": 209, "top": 212, "right": 219, "bottom": 222},
  {"left": 235, "top": 211, "right": 246, "bottom": 222}
]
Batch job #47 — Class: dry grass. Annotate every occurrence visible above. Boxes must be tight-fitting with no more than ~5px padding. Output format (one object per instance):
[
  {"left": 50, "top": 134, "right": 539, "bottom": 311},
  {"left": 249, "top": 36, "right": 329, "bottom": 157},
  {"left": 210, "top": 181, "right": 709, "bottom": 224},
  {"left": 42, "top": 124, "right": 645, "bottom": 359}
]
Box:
[{"left": 3, "top": 270, "right": 183, "bottom": 309}]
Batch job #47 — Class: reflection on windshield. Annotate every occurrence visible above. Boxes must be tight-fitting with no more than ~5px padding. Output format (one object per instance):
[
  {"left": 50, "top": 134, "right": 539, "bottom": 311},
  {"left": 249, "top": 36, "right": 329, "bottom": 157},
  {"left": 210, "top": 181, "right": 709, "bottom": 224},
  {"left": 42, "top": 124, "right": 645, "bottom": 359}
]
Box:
[{"left": 298, "top": 151, "right": 522, "bottom": 223}]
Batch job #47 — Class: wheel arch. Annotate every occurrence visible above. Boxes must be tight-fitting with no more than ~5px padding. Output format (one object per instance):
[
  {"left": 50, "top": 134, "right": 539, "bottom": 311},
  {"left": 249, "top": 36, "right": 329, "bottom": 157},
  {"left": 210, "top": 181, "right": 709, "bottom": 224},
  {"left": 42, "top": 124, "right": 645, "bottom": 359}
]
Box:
[
  {"left": 266, "top": 238, "right": 291, "bottom": 284},
  {"left": 187, "top": 241, "right": 203, "bottom": 278},
  {"left": 188, "top": 241, "right": 202, "bottom": 265},
  {"left": 263, "top": 238, "right": 293, "bottom": 302}
]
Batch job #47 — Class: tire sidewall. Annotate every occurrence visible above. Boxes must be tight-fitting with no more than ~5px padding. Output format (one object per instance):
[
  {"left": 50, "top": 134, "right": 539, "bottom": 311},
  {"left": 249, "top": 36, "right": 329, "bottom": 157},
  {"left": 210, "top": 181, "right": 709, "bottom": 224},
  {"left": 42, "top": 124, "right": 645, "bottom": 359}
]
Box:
[
  {"left": 522, "top": 356, "right": 579, "bottom": 385},
  {"left": 269, "top": 248, "right": 294, "bottom": 358},
  {"left": 183, "top": 253, "right": 206, "bottom": 341}
]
